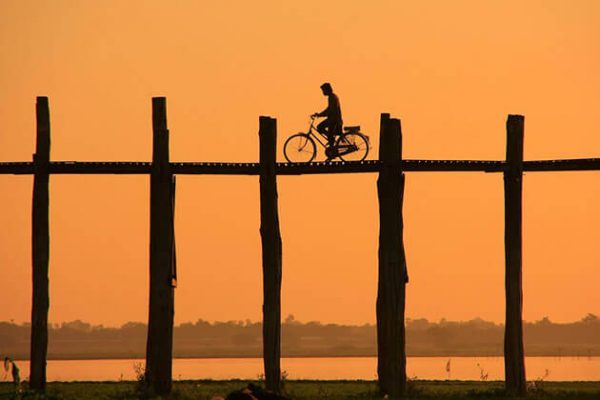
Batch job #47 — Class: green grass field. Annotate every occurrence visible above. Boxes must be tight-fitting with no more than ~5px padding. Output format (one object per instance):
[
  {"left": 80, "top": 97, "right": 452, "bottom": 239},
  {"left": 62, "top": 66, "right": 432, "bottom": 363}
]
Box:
[{"left": 1, "top": 380, "right": 600, "bottom": 399}]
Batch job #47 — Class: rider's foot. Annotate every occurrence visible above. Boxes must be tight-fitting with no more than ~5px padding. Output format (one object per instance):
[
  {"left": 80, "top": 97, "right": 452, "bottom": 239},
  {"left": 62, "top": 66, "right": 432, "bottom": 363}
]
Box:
[{"left": 325, "top": 146, "right": 337, "bottom": 161}]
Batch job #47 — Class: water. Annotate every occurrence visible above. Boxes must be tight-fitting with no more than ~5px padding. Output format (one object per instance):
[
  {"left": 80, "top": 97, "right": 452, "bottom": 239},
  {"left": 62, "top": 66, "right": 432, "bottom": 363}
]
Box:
[{"left": 6, "top": 357, "right": 600, "bottom": 382}]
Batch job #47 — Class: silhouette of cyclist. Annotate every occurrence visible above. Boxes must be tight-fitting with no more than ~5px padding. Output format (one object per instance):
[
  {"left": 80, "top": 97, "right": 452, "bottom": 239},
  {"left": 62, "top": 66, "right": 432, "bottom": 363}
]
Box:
[{"left": 312, "top": 82, "right": 343, "bottom": 147}]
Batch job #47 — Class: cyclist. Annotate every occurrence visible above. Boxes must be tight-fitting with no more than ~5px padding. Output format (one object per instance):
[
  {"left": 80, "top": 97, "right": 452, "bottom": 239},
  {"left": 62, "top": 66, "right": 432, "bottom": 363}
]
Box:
[{"left": 312, "top": 82, "right": 343, "bottom": 147}]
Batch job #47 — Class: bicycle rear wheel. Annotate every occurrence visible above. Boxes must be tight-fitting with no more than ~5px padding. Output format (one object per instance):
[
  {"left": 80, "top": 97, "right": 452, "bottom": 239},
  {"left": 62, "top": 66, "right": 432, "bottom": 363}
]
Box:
[
  {"left": 336, "top": 132, "right": 369, "bottom": 161},
  {"left": 284, "top": 133, "right": 317, "bottom": 163}
]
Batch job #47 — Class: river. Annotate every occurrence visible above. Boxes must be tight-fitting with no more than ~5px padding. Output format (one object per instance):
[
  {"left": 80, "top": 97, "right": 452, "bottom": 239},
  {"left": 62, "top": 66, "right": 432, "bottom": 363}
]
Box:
[{"left": 7, "top": 356, "right": 600, "bottom": 382}]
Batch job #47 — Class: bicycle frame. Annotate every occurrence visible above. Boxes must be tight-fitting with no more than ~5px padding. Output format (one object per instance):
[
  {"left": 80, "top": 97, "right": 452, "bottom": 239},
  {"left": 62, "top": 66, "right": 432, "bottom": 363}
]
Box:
[
  {"left": 305, "top": 117, "right": 329, "bottom": 149},
  {"left": 306, "top": 116, "right": 363, "bottom": 158},
  {"left": 283, "top": 116, "right": 369, "bottom": 163}
]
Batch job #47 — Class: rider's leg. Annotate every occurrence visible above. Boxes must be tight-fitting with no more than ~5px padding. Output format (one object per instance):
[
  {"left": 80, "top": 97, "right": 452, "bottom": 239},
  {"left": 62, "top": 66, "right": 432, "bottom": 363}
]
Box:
[
  {"left": 326, "top": 131, "right": 335, "bottom": 147},
  {"left": 316, "top": 119, "right": 328, "bottom": 135},
  {"left": 332, "top": 121, "right": 342, "bottom": 144},
  {"left": 317, "top": 119, "right": 335, "bottom": 147}
]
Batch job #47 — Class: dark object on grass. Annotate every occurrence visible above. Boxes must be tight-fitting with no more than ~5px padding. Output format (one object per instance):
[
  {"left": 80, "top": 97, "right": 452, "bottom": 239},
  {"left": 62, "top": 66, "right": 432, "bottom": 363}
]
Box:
[
  {"left": 225, "top": 392, "right": 256, "bottom": 400},
  {"left": 3, "top": 357, "right": 21, "bottom": 386},
  {"left": 248, "top": 383, "right": 291, "bottom": 400},
  {"left": 225, "top": 383, "right": 291, "bottom": 400}
]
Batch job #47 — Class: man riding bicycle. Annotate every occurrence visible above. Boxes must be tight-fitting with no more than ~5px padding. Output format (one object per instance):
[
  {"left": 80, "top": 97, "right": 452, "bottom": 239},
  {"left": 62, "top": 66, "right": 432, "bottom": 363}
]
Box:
[
  {"left": 312, "top": 82, "right": 343, "bottom": 147},
  {"left": 283, "top": 84, "right": 369, "bottom": 163}
]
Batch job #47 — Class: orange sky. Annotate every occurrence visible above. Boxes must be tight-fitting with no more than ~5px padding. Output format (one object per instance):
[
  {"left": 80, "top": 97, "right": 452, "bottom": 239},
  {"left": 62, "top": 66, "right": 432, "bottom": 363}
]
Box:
[{"left": 1, "top": 0, "right": 599, "bottom": 326}]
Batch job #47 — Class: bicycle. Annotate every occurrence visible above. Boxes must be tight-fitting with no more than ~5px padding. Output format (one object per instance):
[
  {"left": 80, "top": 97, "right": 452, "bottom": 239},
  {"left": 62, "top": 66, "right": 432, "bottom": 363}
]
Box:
[{"left": 283, "top": 115, "right": 370, "bottom": 163}]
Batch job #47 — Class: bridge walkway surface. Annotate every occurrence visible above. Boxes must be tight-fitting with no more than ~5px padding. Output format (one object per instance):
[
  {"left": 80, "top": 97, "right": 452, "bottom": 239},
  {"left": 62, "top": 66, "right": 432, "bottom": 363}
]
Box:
[{"left": 2, "top": 158, "right": 600, "bottom": 175}]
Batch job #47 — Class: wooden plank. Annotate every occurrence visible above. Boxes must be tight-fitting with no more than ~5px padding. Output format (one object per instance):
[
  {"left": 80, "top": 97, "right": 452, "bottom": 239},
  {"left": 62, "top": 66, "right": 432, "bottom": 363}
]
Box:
[
  {"left": 504, "top": 114, "right": 526, "bottom": 395},
  {"left": 7, "top": 158, "right": 600, "bottom": 176},
  {"left": 145, "top": 97, "right": 175, "bottom": 395},
  {"left": 49, "top": 162, "right": 151, "bottom": 174},
  {"left": 30, "top": 96, "right": 51, "bottom": 391},
  {"left": 259, "top": 116, "right": 283, "bottom": 393},
  {"left": 376, "top": 115, "right": 408, "bottom": 398},
  {"left": 523, "top": 158, "right": 600, "bottom": 171},
  {"left": 172, "top": 162, "right": 259, "bottom": 175}
]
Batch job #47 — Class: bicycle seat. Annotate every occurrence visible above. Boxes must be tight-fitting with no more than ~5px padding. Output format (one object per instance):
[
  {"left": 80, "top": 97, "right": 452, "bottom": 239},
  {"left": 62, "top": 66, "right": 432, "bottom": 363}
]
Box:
[{"left": 343, "top": 126, "right": 360, "bottom": 132}]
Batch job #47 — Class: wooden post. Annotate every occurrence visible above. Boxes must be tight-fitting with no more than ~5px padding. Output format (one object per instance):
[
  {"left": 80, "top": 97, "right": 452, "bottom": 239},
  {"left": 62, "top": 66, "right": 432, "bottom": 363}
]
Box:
[
  {"left": 504, "top": 114, "right": 526, "bottom": 395},
  {"left": 170, "top": 176, "right": 177, "bottom": 288},
  {"left": 145, "top": 97, "right": 175, "bottom": 395},
  {"left": 259, "top": 116, "right": 282, "bottom": 393},
  {"left": 376, "top": 112, "right": 390, "bottom": 393},
  {"left": 376, "top": 115, "right": 408, "bottom": 398},
  {"left": 30, "top": 96, "right": 50, "bottom": 391}
]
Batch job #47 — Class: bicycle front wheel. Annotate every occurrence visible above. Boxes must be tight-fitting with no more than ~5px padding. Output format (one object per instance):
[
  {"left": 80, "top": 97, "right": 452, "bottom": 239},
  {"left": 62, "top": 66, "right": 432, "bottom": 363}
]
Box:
[
  {"left": 284, "top": 133, "right": 317, "bottom": 163},
  {"left": 336, "top": 132, "right": 369, "bottom": 161}
]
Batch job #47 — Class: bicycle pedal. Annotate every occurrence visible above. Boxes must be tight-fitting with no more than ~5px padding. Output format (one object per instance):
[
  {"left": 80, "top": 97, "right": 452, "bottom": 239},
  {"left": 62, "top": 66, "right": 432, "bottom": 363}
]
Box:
[{"left": 325, "top": 147, "right": 337, "bottom": 159}]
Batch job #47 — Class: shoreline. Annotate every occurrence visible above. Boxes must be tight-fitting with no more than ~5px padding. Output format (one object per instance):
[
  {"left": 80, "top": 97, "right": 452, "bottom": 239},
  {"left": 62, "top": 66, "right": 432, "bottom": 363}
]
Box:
[
  {"left": 2, "top": 380, "right": 600, "bottom": 400},
  {"left": 9, "top": 354, "right": 598, "bottom": 362}
]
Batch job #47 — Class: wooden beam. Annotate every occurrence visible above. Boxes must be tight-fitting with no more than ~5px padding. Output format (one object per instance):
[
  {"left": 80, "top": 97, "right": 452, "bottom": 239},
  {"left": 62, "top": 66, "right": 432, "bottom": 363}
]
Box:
[
  {"left": 259, "top": 116, "right": 282, "bottom": 393},
  {"left": 376, "top": 115, "right": 408, "bottom": 398},
  {"left": 30, "top": 96, "right": 51, "bottom": 391},
  {"left": 504, "top": 114, "right": 526, "bottom": 395},
  {"left": 145, "top": 97, "right": 175, "bottom": 395},
  {"left": 8, "top": 158, "right": 600, "bottom": 176}
]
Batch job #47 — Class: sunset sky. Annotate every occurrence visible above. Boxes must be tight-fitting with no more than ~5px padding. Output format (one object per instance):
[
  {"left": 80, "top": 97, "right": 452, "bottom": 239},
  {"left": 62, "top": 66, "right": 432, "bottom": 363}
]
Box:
[{"left": 1, "top": 0, "right": 599, "bottom": 327}]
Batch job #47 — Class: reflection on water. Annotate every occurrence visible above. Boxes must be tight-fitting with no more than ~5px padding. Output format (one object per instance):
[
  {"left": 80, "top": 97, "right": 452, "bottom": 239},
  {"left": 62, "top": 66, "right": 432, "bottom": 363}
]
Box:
[{"left": 7, "top": 357, "right": 600, "bottom": 382}]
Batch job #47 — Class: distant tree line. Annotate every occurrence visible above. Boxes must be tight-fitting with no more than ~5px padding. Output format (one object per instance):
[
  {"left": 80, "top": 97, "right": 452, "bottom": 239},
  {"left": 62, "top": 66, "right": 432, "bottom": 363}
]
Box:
[{"left": 1, "top": 314, "right": 599, "bottom": 360}]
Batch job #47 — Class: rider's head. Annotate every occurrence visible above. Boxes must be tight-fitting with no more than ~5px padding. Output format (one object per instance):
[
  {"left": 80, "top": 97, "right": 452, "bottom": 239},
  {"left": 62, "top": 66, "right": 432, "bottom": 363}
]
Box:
[{"left": 320, "top": 82, "right": 333, "bottom": 96}]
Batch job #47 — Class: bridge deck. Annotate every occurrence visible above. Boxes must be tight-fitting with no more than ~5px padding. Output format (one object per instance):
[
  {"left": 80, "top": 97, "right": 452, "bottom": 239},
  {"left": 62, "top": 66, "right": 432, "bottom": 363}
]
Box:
[{"left": 1, "top": 158, "right": 600, "bottom": 175}]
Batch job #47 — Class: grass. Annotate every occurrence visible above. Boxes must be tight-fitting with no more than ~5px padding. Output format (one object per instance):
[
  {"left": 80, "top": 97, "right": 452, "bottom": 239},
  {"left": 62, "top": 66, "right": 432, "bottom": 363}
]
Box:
[{"left": 1, "top": 380, "right": 600, "bottom": 399}]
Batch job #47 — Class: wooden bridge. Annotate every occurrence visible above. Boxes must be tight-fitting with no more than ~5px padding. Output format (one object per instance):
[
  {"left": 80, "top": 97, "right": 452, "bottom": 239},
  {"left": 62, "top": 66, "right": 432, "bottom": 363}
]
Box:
[
  {"left": 3, "top": 158, "right": 600, "bottom": 175},
  {"left": 3, "top": 96, "right": 599, "bottom": 398}
]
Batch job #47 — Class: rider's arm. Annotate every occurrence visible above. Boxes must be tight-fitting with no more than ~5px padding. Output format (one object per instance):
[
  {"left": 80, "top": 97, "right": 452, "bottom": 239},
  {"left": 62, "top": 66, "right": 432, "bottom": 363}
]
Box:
[
  {"left": 318, "top": 95, "right": 337, "bottom": 117},
  {"left": 317, "top": 105, "right": 330, "bottom": 117}
]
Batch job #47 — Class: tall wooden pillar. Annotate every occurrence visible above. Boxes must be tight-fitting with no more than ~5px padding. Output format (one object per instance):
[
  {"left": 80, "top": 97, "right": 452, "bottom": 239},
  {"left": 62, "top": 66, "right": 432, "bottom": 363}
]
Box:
[
  {"left": 376, "top": 115, "right": 408, "bottom": 398},
  {"left": 259, "top": 116, "right": 282, "bottom": 393},
  {"left": 145, "top": 97, "right": 175, "bottom": 395},
  {"left": 170, "top": 177, "right": 177, "bottom": 288},
  {"left": 30, "top": 96, "right": 51, "bottom": 391},
  {"left": 504, "top": 114, "right": 526, "bottom": 395}
]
